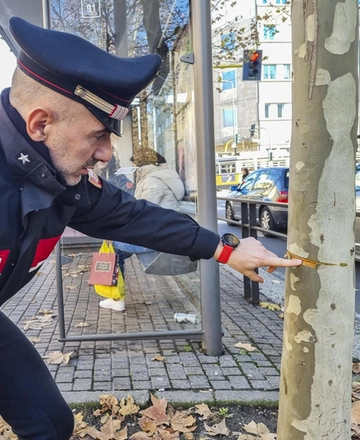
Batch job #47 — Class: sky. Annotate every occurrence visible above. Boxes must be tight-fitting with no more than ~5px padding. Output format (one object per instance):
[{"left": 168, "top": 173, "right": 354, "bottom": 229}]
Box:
[{"left": 0, "top": 38, "right": 17, "bottom": 90}]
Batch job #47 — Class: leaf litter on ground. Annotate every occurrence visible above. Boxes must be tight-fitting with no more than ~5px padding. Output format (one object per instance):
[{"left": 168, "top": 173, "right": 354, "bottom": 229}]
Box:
[
  {"left": 68, "top": 394, "right": 278, "bottom": 440},
  {"left": 24, "top": 381, "right": 360, "bottom": 440}
]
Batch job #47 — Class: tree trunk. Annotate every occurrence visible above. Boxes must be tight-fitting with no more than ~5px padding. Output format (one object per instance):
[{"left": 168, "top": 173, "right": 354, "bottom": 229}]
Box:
[{"left": 278, "top": 1, "right": 358, "bottom": 438}]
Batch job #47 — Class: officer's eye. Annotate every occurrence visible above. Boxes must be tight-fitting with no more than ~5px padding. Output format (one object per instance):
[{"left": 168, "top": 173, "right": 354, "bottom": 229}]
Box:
[{"left": 95, "top": 133, "right": 106, "bottom": 141}]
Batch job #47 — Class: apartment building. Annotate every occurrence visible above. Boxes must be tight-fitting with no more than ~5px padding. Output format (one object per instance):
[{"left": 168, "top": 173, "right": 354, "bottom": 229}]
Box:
[{"left": 212, "top": 0, "right": 292, "bottom": 159}]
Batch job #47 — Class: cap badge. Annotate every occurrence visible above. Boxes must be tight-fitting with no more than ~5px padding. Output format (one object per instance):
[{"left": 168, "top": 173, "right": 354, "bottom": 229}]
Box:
[
  {"left": 18, "top": 153, "right": 30, "bottom": 165},
  {"left": 74, "top": 85, "right": 129, "bottom": 121}
]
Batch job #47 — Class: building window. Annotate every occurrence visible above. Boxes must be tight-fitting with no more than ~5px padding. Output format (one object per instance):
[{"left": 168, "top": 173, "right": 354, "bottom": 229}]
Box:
[
  {"left": 264, "top": 103, "right": 290, "bottom": 119},
  {"left": 263, "top": 64, "right": 290, "bottom": 80},
  {"left": 263, "top": 65, "right": 276, "bottom": 80},
  {"left": 277, "top": 104, "right": 284, "bottom": 118},
  {"left": 221, "top": 70, "right": 236, "bottom": 89},
  {"left": 263, "top": 25, "right": 276, "bottom": 40},
  {"left": 265, "top": 104, "right": 269, "bottom": 118},
  {"left": 221, "top": 32, "right": 235, "bottom": 51},
  {"left": 223, "top": 108, "right": 235, "bottom": 127}
]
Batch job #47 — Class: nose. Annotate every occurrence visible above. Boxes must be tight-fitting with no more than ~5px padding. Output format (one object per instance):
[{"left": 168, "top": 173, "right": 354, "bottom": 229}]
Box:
[{"left": 93, "top": 139, "right": 112, "bottom": 163}]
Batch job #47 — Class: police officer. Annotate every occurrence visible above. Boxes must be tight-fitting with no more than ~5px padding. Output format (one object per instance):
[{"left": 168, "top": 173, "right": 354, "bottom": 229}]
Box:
[{"left": 0, "top": 17, "right": 301, "bottom": 439}]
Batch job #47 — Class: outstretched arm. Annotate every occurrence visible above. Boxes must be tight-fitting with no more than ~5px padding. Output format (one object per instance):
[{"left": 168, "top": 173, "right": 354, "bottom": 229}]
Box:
[{"left": 213, "top": 236, "right": 302, "bottom": 283}]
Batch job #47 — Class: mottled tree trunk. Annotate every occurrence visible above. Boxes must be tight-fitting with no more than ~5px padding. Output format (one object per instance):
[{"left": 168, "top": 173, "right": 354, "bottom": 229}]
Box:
[{"left": 278, "top": 0, "right": 358, "bottom": 438}]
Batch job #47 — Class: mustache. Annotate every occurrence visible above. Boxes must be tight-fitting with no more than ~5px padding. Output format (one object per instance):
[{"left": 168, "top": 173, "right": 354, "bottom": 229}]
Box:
[{"left": 82, "top": 160, "right": 98, "bottom": 168}]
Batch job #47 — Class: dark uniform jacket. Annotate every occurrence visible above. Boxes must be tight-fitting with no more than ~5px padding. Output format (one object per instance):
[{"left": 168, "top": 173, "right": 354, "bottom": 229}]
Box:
[{"left": 0, "top": 89, "right": 219, "bottom": 306}]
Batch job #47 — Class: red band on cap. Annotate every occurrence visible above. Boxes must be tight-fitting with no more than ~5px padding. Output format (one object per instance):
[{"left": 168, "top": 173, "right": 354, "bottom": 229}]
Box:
[{"left": 17, "top": 59, "right": 72, "bottom": 95}]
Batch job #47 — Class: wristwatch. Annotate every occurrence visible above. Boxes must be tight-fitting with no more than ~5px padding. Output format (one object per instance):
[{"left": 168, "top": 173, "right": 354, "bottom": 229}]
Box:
[{"left": 217, "top": 233, "right": 240, "bottom": 264}]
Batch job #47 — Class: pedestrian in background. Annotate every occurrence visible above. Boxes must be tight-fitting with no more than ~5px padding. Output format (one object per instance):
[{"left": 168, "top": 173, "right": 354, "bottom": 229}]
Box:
[
  {"left": 108, "top": 149, "right": 185, "bottom": 311},
  {"left": 242, "top": 167, "right": 250, "bottom": 181},
  {"left": 131, "top": 148, "right": 185, "bottom": 210}
]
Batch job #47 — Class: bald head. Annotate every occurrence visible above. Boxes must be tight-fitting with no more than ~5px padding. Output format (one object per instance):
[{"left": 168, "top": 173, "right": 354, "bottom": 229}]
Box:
[
  {"left": 8, "top": 67, "right": 113, "bottom": 186},
  {"left": 10, "top": 67, "right": 75, "bottom": 123}
]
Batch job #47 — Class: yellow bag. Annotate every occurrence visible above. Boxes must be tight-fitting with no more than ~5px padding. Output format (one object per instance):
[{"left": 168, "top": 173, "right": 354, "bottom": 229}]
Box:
[{"left": 93, "top": 241, "right": 125, "bottom": 300}]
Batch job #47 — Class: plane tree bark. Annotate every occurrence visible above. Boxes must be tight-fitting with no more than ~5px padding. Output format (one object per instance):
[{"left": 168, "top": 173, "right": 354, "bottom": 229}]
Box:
[{"left": 278, "top": 0, "right": 358, "bottom": 438}]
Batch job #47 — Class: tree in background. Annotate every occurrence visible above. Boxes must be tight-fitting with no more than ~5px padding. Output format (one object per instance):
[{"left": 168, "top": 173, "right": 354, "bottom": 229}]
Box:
[{"left": 278, "top": 1, "right": 358, "bottom": 438}]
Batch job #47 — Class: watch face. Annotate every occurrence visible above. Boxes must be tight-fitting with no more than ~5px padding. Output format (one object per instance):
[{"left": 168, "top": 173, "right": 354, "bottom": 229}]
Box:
[{"left": 223, "top": 233, "right": 240, "bottom": 247}]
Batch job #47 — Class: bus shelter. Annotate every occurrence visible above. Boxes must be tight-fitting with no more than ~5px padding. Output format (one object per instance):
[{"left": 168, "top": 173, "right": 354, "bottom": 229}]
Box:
[{"left": 1, "top": 0, "right": 223, "bottom": 356}]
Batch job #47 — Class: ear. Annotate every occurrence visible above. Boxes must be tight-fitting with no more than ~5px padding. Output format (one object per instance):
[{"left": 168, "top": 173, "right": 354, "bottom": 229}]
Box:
[{"left": 26, "top": 108, "right": 51, "bottom": 142}]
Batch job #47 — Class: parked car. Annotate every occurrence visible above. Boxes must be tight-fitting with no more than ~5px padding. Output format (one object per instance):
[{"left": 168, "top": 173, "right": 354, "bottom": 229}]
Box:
[{"left": 225, "top": 167, "right": 289, "bottom": 236}]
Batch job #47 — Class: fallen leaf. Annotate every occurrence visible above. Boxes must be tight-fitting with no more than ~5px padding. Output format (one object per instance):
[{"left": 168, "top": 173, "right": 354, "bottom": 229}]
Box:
[
  {"left": 243, "top": 420, "right": 273, "bottom": 437},
  {"left": 260, "top": 434, "right": 277, "bottom": 440},
  {"left": 352, "top": 401, "right": 360, "bottom": 425},
  {"left": 38, "top": 309, "right": 53, "bottom": 315},
  {"left": 234, "top": 342, "right": 257, "bottom": 352},
  {"left": 158, "top": 427, "right": 180, "bottom": 440},
  {"left": 140, "top": 394, "right": 169, "bottom": 426},
  {"left": 353, "top": 382, "right": 360, "bottom": 401},
  {"left": 353, "top": 363, "right": 360, "bottom": 374},
  {"left": 75, "top": 322, "right": 90, "bottom": 327},
  {"left": 194, "top": 403, "right": 212, "bottom": 420},
  {"left": 351, "top": 423, "right": 360, "bottom": 438},
  {"left": 259, "top": 302, "right": 282, "bottom": 311},
  {"left": 78, "top": 425, "right": 104, "bottom": 439},
  {"left": 204, "top": 418, "right": 229, "bottom": 436},
  {"left": 73, "top": 412, "right": 88, "bottom": 435},
  {"left": 23, "top": 319, "right": 52, "bottom": 331},
  {"left": 43, "top": 351, "right": 73, "bottom": 365},
  {"left": 151, "top": 355, "right": 166, "bottom": 362},
  {"left": 170, "top": 412, "right": 196, "bottom": 433},
  {"left": 138, "top": 417, "right": 157, "bottom": 436},
  {"left": 28, "top": 337, "right": 42, "bottom": 343},
  {"left": 99, "top": 395, "right": 120, "bottom": 416},
  {"left": 130, "top": 432, "right": 149, "bottom": 440},
  {"left": 100, "top": 413, "right": 110, "bottom": 425},
  {"left": 119, "top": 395, "right": 140, "bottom": 417},
  {"left": 0, "top": 416, "right": 17, "bottom": 439},
  {"left": 100, "top": 418, "right": 122, "bottom": 438}
]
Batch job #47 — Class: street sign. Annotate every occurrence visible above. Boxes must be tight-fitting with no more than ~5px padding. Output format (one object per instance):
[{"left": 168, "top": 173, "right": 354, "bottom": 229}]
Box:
[{"left": 81, "top": 0, "right": 101, "bottom": 18}]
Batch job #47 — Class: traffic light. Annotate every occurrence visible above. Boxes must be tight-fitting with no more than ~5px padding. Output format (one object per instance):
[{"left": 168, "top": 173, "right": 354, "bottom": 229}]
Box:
[
  {"left": 243, "top": 49, "right": 262, "bottom": 81},
  {"left": 235, "top": 134, "right": 239, "bottom": 144},
  {"left": 249, "top": 124, "right": 256, "bottom": 137}
]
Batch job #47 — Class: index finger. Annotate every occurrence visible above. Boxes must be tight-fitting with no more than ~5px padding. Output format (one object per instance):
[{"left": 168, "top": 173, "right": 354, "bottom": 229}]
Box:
[{"left": 265, "top": 257, "right": 302, "bottom": 268}]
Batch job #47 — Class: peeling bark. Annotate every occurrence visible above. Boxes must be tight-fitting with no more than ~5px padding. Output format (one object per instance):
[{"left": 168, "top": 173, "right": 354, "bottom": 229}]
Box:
[{"left": 277, "top": 1, "right": 358, "bottom": 439}]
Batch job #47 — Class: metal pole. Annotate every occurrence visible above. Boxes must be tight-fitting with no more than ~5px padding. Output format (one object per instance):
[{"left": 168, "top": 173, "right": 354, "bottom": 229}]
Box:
[
  {"left": 59, "top": 329, "right": 204, "bottom": 343},
  {"left": 55, "top": 242, "right": 66, "bottom": 339},
  {"left": 42, "top": 0, "right": 51, "bottom": 29},
  {"left": 191, "top": 0, "right": 223, "bottom": 356}
]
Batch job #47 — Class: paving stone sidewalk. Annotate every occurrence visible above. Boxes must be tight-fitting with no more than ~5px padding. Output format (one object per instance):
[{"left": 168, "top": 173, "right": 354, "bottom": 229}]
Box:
[{"left": 2, "top": 251, "right": 290, "bottom": 407}]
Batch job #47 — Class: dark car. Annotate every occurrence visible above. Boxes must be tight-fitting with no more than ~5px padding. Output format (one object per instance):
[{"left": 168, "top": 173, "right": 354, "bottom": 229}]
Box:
[{"left": 225, "top": 167, "right": 289, "bottom": 236}]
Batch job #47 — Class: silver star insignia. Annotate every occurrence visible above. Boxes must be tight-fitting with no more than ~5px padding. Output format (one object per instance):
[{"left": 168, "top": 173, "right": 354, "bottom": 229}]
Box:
[{"left": 18, "top": 153, "right": 30, "bottom": 165}]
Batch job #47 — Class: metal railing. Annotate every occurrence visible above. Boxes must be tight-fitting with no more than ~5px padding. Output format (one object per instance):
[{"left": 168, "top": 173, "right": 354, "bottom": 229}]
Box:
[{"left": 217, "top": 195, "right": 288, "bottom": 303}]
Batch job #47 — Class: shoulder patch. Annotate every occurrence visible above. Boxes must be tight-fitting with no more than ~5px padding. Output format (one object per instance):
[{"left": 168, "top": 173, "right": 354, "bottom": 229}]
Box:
[{"left": 88, "top": 169, "right": 102, "bottom": 188}]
